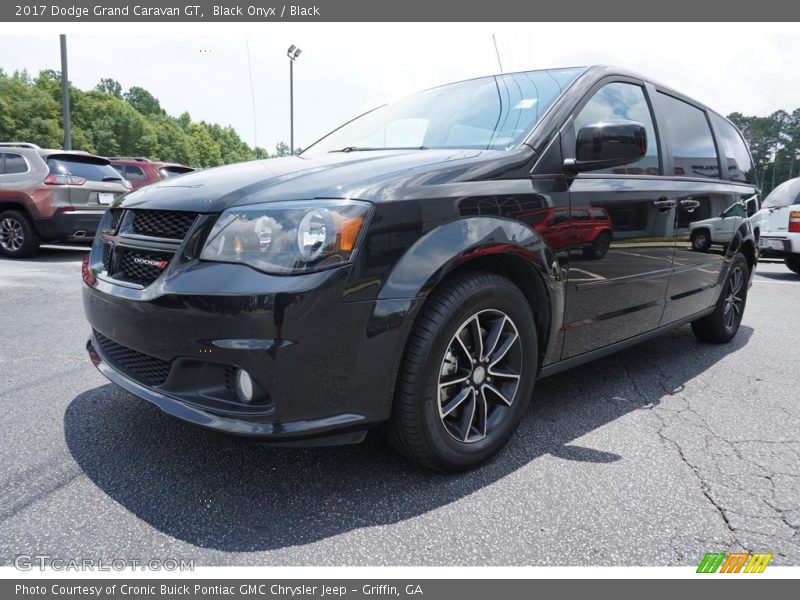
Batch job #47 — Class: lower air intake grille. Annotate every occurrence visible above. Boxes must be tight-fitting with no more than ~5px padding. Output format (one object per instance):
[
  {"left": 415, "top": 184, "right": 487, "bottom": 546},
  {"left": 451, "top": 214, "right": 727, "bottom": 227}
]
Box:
[
  {"left": 116, "top": 250, "right": 172, "bottom": 285},
  {"left": 132, "top": 210, "right": 198, "bottom": 239},
  {"left": 94, "top": 332, "right": 172, "bottom": 386}
]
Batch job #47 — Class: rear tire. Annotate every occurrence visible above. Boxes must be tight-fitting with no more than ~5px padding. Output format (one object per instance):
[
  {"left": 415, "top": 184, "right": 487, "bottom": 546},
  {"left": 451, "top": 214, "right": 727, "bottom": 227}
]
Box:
[
  {"left": 691, "top": 229, "right": 711, "bottom": 252},
  {"left": 691, "top": 253, "right": 748, "bottom": 343},
  {"left": 0, "top": 210, "right": 40, "bottom": 258},
  {"left": 384, "top": 271, "right": 537, "bottom": 472},
  {"left": 785, "top": 256, "right": 800, "bottom": 275},
  {"left": 582, "top": 232, "right": 611, "bottom": 259}
]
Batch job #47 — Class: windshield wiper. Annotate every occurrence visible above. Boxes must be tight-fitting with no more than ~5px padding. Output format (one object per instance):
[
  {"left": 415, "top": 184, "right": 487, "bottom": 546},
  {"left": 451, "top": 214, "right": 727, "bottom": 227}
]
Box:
[
  {"left": 328, "top": 146, "right": 429, "bottom": 153},
  {"left": 102, "top": 176, "right": 123, "bottom": 182}
]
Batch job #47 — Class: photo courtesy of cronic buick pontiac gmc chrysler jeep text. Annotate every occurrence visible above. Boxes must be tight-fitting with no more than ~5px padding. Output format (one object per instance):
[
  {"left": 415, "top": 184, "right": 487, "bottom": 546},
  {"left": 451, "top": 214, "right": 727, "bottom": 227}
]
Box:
[{"left": 81, "top": 66, "right": 759, "bottom": 471}]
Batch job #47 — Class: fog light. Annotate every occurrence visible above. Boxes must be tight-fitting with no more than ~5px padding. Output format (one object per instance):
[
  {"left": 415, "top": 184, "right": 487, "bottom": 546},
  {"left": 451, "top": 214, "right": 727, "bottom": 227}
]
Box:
[{"left": 234, "top": 369, "right": 254, "bottom": 404}]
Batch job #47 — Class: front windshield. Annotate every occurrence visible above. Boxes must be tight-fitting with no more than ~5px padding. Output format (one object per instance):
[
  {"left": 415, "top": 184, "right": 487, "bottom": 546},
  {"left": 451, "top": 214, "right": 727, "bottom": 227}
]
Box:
[{"left": 302, "top": 68, "right": 584, "bottom": 157}]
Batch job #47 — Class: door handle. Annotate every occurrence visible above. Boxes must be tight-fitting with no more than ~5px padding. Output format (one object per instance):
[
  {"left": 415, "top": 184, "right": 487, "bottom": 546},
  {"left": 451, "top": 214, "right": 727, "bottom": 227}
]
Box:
[
  {"left": 680, "top": 199, "right": 701, "bottom": 212},
  {"left": 653, "top": 198, "right": 676, "bottom": 211}
]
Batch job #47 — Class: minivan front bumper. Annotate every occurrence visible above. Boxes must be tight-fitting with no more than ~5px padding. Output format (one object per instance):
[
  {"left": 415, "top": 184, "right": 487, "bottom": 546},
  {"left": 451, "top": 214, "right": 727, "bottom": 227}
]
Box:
[{"left": 82, "top": 261, "right": 421, "bottom": 444}]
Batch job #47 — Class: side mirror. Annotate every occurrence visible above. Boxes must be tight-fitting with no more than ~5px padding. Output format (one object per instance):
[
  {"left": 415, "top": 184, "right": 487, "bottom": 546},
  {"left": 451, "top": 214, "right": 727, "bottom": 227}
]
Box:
[{"left": 564, "top": 120, "right": 647, "bottom": 174}]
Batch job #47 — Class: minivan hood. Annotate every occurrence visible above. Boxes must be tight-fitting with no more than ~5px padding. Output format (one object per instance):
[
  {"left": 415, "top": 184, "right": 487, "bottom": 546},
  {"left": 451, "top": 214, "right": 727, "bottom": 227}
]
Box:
[{"left": 117, "top": 148, "right": 534, "bottom": 212}]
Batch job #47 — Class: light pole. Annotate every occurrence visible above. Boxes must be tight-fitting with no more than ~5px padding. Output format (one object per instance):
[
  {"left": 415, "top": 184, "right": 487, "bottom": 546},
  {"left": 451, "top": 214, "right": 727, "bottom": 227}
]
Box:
[
  {"left": 287, "top": 45, "right": 302, "bottom": 155},
  {"left": 60, "top": 34, "right": 71, "bottom": 150}
]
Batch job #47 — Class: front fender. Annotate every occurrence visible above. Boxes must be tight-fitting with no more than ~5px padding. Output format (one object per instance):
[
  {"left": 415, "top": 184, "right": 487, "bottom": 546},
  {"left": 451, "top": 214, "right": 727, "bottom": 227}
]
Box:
[{"left": 378, "top": 216, "right": 554, "bottom": 300}]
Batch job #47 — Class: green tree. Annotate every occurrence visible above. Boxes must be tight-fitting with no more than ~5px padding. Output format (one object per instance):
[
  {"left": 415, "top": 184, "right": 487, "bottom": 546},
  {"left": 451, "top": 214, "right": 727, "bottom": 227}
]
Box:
[
  {"left": 95, "top": 78, "right": 123, "bottom": 98},
  {"left": 0, "top": 70, "right": 284, "bottom": 166},
  {"left": 124, "top": 86, "right": 163, "bottom": 116}
]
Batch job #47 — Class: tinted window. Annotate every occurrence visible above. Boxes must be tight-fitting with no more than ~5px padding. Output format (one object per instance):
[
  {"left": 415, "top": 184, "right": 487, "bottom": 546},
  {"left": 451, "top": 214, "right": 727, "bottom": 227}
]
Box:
[
  {"left": 572, "top": 209, "right": 591, "bottom": 221},
  {"left": 2, "top": 153, "right": 29, "bottom": 174},
  {"left": 303, "top": 68, "right": 584, "bottom": 155},
  {"left": 158, "top": 166, "right": 192, "bottom": 179},
  {"left": 124, "top": 165, "right": 147, "bottom": 181},
  {"left": 573, "top": 82, "right": 660, "bottom": 175},
  {"left": 709, "top": 113, "right": 755, "bottom": 183},
  {"left": 47, "top": 155, "right": 123, "bottom": 182},
  {"left": 723, "top": 202, "right": 746, "bottom": 218},
  {"left": 657, "top": 93, "right": 719, "bottom": 178}
]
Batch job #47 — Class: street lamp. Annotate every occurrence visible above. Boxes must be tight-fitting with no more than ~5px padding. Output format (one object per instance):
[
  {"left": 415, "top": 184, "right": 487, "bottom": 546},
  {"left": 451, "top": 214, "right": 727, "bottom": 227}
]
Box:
[{"left": 287, "top": 45, "right": 302, "bottom": 156}]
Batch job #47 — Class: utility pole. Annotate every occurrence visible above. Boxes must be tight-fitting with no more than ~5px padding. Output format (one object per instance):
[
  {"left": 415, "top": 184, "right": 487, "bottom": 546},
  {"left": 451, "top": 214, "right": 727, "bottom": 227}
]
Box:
[{"left": 59, "top": 34, "right": 71, "bottom": 150}]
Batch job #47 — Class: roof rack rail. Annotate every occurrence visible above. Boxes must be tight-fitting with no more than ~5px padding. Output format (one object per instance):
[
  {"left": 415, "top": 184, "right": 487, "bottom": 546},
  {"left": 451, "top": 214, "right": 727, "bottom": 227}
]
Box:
[
  {"left": 0, "top": 142, "right": 41, "bottom": 149},
  {"left": 108, "top": 156, "right": 150, "bottom": 162}
]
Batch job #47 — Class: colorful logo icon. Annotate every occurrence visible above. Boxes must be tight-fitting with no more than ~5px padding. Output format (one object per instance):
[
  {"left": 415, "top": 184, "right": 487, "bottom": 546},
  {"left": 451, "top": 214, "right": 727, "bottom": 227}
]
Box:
[{"left": 697, "top": 552, "right": 773, "bottom": 573}]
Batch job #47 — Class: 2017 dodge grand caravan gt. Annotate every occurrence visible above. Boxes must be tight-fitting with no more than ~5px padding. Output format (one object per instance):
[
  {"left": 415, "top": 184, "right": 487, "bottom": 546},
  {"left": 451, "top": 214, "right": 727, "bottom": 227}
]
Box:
[{"left": 82, "top": 66, "right": 759, "bottom": 471}]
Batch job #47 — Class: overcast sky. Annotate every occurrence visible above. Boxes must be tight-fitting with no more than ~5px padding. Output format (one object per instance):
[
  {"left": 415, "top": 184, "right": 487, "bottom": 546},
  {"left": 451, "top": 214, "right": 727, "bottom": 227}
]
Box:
[{"left": 0, "top": 23, "right": 798, "bottom": 152}]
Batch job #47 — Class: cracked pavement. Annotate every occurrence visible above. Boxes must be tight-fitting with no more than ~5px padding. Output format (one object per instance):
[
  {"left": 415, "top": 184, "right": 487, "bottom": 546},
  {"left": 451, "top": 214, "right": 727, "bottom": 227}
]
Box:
[{"left": 1, "top": 247, "right": 798, "bottom": 565}]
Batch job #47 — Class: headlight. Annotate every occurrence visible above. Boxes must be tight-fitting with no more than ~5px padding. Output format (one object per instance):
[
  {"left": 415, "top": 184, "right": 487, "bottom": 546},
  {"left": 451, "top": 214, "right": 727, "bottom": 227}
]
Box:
[{"left": 200, "top": 200, "right": 371, "bottom": 274}]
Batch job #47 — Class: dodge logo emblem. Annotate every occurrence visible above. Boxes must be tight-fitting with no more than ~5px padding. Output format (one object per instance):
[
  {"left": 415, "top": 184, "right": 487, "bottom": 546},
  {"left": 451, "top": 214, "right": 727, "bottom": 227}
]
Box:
[{"left": 132, "top": 257, "right": 169, "bottom": 269}]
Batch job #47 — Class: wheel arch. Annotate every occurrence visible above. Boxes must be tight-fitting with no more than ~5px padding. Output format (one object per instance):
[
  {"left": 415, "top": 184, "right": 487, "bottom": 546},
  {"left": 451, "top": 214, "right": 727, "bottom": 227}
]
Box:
[
  {"left": 0, "top": 199, "right": 35, "bottom": 220},
  {"left": 433, "top": 252, "right": 553, "bottom": 367},
  {"left": 376, "top": 216, "right": 563, "bottom": 368},
  {"left": 740, "top": 238, "right": 756, "bottom": 274}
]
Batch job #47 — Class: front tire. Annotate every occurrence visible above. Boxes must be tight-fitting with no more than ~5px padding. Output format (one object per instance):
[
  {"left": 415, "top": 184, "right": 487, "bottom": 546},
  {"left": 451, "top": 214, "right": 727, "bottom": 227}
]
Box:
[
  {"left": 785, "top": 256, "right": 800, "bottom": 275},
  {"left": 0, "top": 210, "right": 40, "bottom": 258},
  {"left": 691, "top": 229, "right": 712, "bottom": 252},
  {"left": 384, "top": 271, "right": 537, "bottom": 472},
  {"left": 691, "top": 253, "right": 748, "bottom": 343}
]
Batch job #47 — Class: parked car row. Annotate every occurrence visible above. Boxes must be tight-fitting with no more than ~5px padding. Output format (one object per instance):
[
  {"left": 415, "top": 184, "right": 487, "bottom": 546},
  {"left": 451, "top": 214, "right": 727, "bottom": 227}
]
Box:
[
  {"left": 685, "top": 175, "right": 800, "bottom": 276},
  {"left": 0, "top": 143, "right": 193, "bottom": 257}
]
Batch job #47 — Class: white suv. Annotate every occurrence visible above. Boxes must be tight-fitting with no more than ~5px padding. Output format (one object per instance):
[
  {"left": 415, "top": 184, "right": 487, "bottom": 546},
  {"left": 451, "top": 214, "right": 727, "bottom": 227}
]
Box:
[
  {"left": 688, "top": 194, "right": 761, "bottom": 252},
  {"left": 756, "top": 177, "right": 800, "bottom": 274}
]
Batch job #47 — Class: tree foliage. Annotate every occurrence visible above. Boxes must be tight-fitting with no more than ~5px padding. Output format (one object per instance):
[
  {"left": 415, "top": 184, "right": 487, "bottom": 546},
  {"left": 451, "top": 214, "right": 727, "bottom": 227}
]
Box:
[
  {"left": 0, "top": 69, "right": 288, "bottom": 167},
  {"left": 728, "top": 109, "right": 800, "bottom": 194}
]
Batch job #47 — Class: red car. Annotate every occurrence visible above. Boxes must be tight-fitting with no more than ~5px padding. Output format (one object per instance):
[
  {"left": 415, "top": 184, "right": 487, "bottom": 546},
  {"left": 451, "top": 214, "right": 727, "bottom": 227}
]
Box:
[
  {"left": 515, "top": 206, "right": 613, "bottom": 258},
  {"left": 109, "top": 157, "right": 194, "bottom": 190}
]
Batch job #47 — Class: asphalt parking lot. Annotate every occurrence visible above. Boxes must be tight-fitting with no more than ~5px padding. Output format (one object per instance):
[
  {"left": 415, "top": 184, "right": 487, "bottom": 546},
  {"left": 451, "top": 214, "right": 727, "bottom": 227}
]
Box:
[{"left": 1, "top": 246, "right": 798, "bottom": 566}]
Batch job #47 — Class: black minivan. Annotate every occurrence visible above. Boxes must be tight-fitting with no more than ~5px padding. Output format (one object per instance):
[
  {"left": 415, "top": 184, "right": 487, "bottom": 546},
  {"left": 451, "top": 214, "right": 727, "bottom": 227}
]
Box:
[{"left": 83, "top": 66, "right": 758, "bottom": 471}]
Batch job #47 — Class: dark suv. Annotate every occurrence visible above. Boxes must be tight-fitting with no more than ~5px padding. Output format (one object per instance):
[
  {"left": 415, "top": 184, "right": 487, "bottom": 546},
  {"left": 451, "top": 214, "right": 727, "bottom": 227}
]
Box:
[
  {"left": 109, "top": 157, "right": 194, "bottom": 189},
  {"left": 0, "top": 143, "right": 130, "bottom": 258},
  {"left": 82, "top": 66, "right": 758, "bottom": 471}
]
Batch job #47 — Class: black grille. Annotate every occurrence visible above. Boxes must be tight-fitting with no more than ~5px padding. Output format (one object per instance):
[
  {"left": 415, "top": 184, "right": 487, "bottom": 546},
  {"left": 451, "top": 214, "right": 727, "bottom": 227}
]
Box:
[
  {"left": 132, "top": 210, "right": 198, "bottom": 239},
  {"left": 116, "top": 250, "right": 172, "bottom": 285},
  {"left": 94, "top": 331, "right": 172, "bottom": 386},
  {"left": 102, "top": 243, "right": 112, "bottom": 271},
  {"left": 109, "top": 209, "right": 124, "bottom": 231}
]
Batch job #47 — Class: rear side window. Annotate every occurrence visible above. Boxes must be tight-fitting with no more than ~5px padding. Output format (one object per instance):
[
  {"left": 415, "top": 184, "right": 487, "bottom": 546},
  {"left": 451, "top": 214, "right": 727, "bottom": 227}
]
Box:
[
  {"left": 573, "top": 82, "right": 660, "bottom": 175},
  {"left": 1, "top": 152, "right": 29, "bottom": 174},
  {"left": 123, "top": 165, "right": 147, "bottom": 181},
  {"left": 657, "top": 93, "right": 719, "bottom": 178},
  {"left": 47, "top": 155, "right": 123, "bottom": 182},
  {"left": 709, "top": 113, "right": 755, "bottom": 184},
  {"left": 158, "top": 166, "right": 192, "bottom": 179}
]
